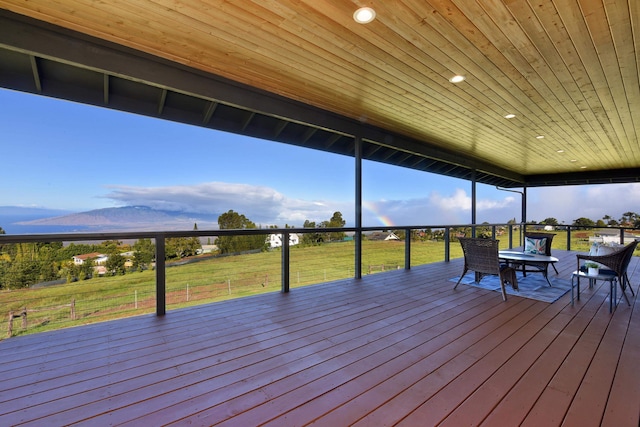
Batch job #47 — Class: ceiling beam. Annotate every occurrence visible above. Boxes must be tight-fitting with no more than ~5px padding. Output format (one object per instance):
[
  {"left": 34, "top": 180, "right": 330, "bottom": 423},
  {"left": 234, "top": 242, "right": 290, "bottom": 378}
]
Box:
[{"left": 28, "top": 55, "right": 41, "bottom": 93}]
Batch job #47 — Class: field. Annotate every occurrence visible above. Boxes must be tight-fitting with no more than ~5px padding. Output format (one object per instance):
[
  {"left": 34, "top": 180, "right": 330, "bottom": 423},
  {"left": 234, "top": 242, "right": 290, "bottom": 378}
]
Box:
[{"left": 0, "top": 231, "right": 597, "bottom": 338}]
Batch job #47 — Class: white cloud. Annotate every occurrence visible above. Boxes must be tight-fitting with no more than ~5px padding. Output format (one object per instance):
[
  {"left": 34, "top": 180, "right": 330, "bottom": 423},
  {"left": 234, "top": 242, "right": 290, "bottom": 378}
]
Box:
[
  {"left": 432, "top": 188, "right": 471, "bottom": 211},
  {"left": 102, "top": 181, "right": 640, "bottom": 228},
  {"left": 528, "top": 183, "right": 640, "bottom": 224},
  {"left": 103, "top": 182, "right": 342, "bottom": 225},
  {"left": 362, "top": 188, "right": 517, "bottom": 226}
]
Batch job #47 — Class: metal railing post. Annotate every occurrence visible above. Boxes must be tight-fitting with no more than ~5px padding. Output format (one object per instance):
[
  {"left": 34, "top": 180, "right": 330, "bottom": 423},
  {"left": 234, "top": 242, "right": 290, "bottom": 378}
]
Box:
[
  {"left": 155, "top": 234, "right": 166, "bottom": 316},
  {"left": 404, "top": 227, "right": 411, "bottom": 270},
  {"left": 282, "top": 231, "right": 290, "bottom": 293},
  {"left": 445, "top": 227, "right": 451, "bottom": 262},
  {"left": 566, "top": 226, "right": 571, "bottom": 251},
  {"left": 508, "top": 224, "right": 513, "bottom": 249}
]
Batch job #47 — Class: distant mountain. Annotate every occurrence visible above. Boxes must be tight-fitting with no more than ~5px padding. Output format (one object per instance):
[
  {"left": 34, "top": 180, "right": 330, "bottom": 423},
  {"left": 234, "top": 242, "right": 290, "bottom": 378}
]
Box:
[{"left": 6, "top": 206, "right": 220, "bottom": 233}]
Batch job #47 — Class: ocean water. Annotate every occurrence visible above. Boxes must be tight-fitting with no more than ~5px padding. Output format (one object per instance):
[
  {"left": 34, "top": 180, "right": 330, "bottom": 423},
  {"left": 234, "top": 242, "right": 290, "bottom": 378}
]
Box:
[{"left": 0, "top": 215, "right": 89, "bottom": 235}]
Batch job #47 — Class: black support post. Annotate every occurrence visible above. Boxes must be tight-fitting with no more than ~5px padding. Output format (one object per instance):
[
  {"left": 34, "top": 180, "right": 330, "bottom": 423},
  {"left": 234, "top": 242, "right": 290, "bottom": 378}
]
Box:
[
  {"left": 471, "top": 171, "right": 477, "bottom": 237},
  {"left": 354, "top": 136, "right": 362, "bottom": 279}
]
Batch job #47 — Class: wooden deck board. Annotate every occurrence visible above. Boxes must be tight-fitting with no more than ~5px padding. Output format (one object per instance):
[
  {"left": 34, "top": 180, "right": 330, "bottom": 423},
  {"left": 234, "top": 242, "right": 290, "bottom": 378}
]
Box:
[
  {"left": 0, "top": 249, "right": 638, "bottom": 426},
  {"left": 346, "top": 299, "right": 545, "bottom": 427},
  {"left": 520, "top": 289, "right": 625, "bottom": 426},
  {"left": 210, "top": 295, "right": 520, "bottom": 427},
  {"left": 492, "top": 289, "right": 611, "bottom": 426},
  {"left": 563, "top": 299, "right": 633, "bottom": 425},
  {"left": 601, "top": 282, "right": 640, "bottom": 426}
]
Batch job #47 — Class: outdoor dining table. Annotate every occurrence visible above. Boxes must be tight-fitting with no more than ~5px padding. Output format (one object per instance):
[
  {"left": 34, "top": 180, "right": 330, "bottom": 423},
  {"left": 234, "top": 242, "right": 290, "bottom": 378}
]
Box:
[{"left": 498, "top": 250, "right": 559, "bottom": 286}]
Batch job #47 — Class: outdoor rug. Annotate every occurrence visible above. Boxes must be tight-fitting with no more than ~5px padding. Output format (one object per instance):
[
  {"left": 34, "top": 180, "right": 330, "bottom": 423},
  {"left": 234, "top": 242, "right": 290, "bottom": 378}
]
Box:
[{"left": 449, "top": 272, "right": 572, "bottom": 303}]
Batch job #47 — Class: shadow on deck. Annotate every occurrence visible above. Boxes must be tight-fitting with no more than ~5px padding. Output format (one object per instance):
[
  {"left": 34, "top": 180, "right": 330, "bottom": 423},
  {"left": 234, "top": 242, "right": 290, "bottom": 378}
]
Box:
[{"left": 1, "top": 250, "right": 639, "bottom": 426}]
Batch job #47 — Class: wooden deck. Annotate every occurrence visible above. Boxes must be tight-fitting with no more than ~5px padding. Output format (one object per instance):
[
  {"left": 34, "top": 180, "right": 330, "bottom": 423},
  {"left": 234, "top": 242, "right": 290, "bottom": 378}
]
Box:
[{"left": 1, "top": 250, "right": 639, "bottom": 426}]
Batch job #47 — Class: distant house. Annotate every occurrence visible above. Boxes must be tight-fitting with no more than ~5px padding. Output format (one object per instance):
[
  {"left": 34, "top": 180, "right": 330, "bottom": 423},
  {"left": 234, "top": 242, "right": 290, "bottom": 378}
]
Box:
[
  {"left": 121, "top": 251, "right": 135, "bottom": 268},
  {"left": 267, "top": 233, "right": 300, "bottom": 248},
  {"left": 367, "top": 231, "right": 401, "bottom": 241},
  {"left": 197, "top": 244, "right": 218, "bottom": 254},
  {"left": 590, "top": 231, "right": 639, "bottom": 245},
  {"left": 73, "top": 252, "right": 108, "bottom": 265},
  {"left": 94, "top": 265, "right": 107, "bottom": 276}
]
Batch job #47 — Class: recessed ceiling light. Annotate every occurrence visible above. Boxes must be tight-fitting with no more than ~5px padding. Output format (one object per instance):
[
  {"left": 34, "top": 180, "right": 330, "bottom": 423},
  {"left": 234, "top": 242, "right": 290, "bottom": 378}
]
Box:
[
  {"left": 556, "top": 149, "right": 564, "bottom": 153},
  {"left": 580, "top": 165, "right": 587, "bottom": 169},
  {"left": 536, "top": 135, "right": 545, "bottom": 139},
  {"left": 504, "top": 114, "right": 516, "bottom": 119},
  {"left": 570, "top": 159, "right": 577, "bottom": 162},
  {"left": 449, "top": 75, "right": 466, "bottom": 83},
  {"left": 353, "top": 7, "right": 376, "bottom": 24}
]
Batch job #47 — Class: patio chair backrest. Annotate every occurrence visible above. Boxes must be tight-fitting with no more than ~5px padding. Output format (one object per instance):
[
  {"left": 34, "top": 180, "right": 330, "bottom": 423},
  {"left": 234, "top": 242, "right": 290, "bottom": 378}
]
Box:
[
  {"left": 577, "top": 240, "right": 638, "bottom": 277},
  {"left": 458, "top": 237, "right": 501, "bottom": 275}
]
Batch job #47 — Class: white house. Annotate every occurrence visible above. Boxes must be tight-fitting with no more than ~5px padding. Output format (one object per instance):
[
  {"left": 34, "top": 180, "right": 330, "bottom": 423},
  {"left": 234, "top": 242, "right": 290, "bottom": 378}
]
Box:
[
  {"left": 366, "top": 231, "right": 401, "bottom": 241},
  {"left": 72, "top": 252, "right": 108, "bottom": 265},
  {"left": 196, "top": 244, "right": 218, "bottom": 254},
  {"left": 267, "top": 233, "right": 300, "bottom": 248}
]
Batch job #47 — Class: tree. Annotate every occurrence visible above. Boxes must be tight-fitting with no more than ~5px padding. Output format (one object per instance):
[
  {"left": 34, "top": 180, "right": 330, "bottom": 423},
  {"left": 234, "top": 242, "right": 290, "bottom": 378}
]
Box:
[
  {"left": 619, "top": 211, "right": 638, "bottom": 226},
  {"left": 100, "top": 240, "right": 122, "bottom": 254},
  {"left": 541, "top": 217, "right": 558, "bottom": 226},
  {"left": 216, "top": 210, "right": 265, "bottom": 254},
  {"left": 166, "top": 237, "right": 196, "bottom": 259},
  {"left": 105, "top": 249, "right": 126, "bottom": 276},
  {"left": 301, "top": 220, "right": 322, "bottom": 245},
  {"left": 188, "top": 223, "right": 202, "bottom": 255},
  {"left": 0, "top": 225, "right": 5, "bottom": 259},
  {"left": 36, "top": 243, "right": 59, "bottom": 283},
  {"left": 473, "top": 222, "right": 492, "bottom": 238},
  {"left": 61, "top": 260, "right": 80, "bottom": 283},
  {"left": 602, "top": 215, "right": 618, "bottom": 226},
  {"left": 323, "top": 211, "right": 346, "bottom": 242},
  {"left": 573, "top": 217, "right": 595, "bottom": 228},
  {"left": 133, "top": 238, "right": 155, "bottom": 270},
  {"left": 79, "top": 258, "right": 95, "bottom": 280}
]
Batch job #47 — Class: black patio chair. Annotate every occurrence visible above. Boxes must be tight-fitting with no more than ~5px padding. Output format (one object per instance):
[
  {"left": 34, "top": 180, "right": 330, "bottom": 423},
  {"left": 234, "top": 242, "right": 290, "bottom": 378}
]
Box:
[{"left": 454, "top": 237, "right": 518, "bottom": 301}]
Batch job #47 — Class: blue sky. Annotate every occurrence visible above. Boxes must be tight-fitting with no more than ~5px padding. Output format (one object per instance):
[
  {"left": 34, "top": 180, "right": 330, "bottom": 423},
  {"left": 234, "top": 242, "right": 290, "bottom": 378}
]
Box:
[{"left": 1, "top": 88, "right": 638, "bottom": 227}]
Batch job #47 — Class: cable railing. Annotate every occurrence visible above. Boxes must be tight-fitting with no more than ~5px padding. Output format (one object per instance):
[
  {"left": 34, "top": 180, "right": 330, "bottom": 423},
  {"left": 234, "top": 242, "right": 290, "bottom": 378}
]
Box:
[{"left": 1, "top": 223, "right": 637, "bottom": 337}]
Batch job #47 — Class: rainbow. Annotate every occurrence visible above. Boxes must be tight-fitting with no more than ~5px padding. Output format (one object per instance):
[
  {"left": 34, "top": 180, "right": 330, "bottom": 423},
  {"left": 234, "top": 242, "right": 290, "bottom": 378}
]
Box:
[{"left": 363, "top": 200, "right": 394, "bottom": 227}]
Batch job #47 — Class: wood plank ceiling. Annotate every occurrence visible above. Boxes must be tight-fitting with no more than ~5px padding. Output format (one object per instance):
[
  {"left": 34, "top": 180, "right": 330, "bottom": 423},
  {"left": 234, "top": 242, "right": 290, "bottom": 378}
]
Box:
[{"left": 0, "top": 0, "right": 638, "bottom": 187}]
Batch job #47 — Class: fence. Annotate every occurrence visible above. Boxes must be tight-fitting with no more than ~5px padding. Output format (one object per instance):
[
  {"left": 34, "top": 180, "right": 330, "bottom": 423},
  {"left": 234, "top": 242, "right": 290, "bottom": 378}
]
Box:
[
  {"left": 1, "top": 224, "right": 638, "bottom": 338},
  {"left": 7, "top": 299, "right": 75, "bottom": 337}
]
